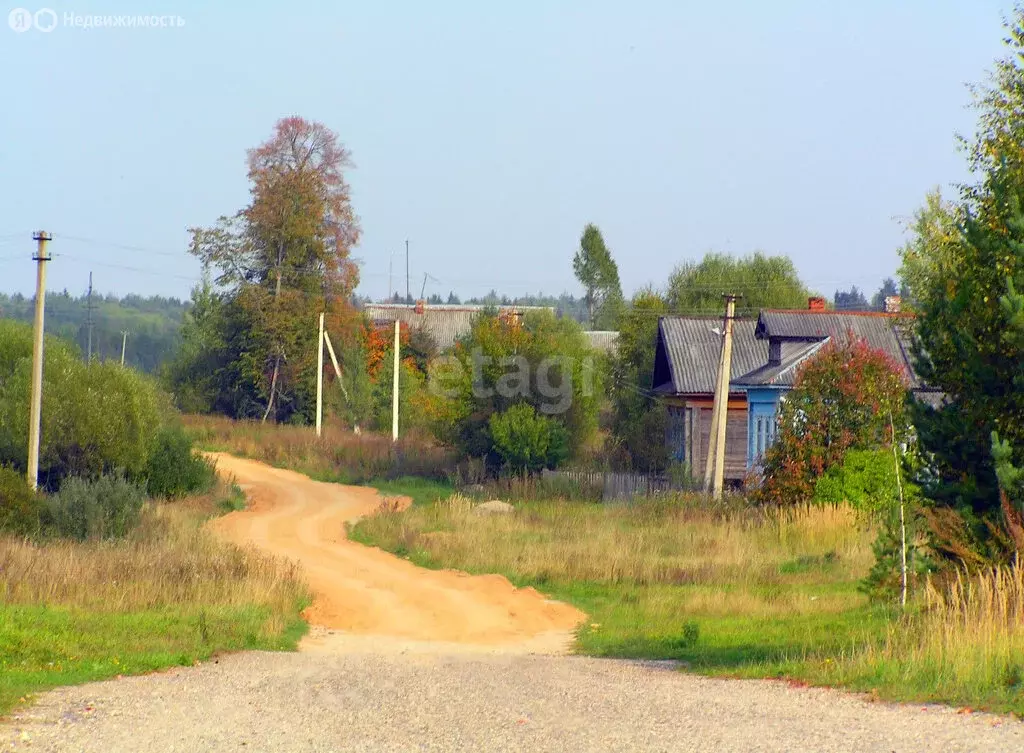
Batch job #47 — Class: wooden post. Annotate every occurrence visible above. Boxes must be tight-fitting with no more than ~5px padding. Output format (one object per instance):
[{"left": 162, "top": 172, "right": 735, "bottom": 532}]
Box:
[
  {"left": 316, "top": 312, "right": 325, "bottom": 437},
  {"left": 27, "top": 231, "right": 51, "bottom": 491},
  {"left": 391, "top": 320, "right": 400, "bottom": 441},
  {"left": 702, "top": 333, "right": 727, "bottom": 491},
  {"left": 712, "top": 295, "right": 739, "bottom": 499}
]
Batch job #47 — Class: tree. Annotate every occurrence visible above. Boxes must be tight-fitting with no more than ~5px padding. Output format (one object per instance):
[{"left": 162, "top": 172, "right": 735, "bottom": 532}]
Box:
[
  {"left": 433, "top": 310, "right": 599, "bottom": 469},
  {"left": 183, "top": 118, "right": 362, "bottom": 423},
  {"left": 667, "top": 252, "right": 811, "bottom": 316},
  {"left": 607, "top": 288, "right": 669, "bottom": 472},
  {"left": 756, "top": 338, "right": 910, "bottom": 505},
  {"left": 899, "top": 9, "right": 1024, "bottom": 560},
  {"left": 834, "top": 286, "right": 870, "bottom": 311},
  {"left": 573, "top": 224, "right": 624, "bottom": 330},
  {"left": 489, "top": 403, "right": 570, "bottom": 473}
]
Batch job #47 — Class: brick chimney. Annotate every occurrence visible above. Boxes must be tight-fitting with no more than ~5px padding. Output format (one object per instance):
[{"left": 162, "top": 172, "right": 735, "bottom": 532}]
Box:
[
  {"left": 808, "top": 296, "right": 826, "bottom": 311},
  {"left": 884, "top": 295, "right": 901, "bottom": 314}
]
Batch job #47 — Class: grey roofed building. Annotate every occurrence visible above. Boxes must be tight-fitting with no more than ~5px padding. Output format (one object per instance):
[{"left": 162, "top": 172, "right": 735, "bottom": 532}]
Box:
[
  {"left": 731, "top": 310, "right": 923, "bottom": 388},
  {"left": 363, "top": 303, "right": 554, "bottom": 351},
  {"left": 652, "top": 317, "right": 764, "bottom": 395}
]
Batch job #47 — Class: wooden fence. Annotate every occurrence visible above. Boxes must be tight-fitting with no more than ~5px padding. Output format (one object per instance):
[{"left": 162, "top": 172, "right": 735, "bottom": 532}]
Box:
[{"left": 541, "top": 469, "right": 695, "bottom": 502}]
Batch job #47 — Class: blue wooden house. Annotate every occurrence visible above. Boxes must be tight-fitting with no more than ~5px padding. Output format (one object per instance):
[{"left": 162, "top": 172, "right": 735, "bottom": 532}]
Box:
[{"left": 654, "top": 299, "right": 939, "bottom": 480}]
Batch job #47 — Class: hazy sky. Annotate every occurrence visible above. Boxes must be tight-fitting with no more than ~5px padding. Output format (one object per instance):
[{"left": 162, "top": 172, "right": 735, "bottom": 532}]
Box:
[{"left": 0, "top": 1, "right": 1013, "bottom": 303}]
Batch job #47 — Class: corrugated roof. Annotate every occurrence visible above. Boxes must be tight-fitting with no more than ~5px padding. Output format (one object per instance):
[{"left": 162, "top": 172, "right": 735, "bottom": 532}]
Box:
[
  {"left": 653, "top": 317, "right": 765, "bottom": 395},
  {"left": 363, "top": 303, "right": 553, "bottom": 351},
  {"left": 738, "top": 310, "right": 921, "bottom": 388},
  {"left": 731, "top": 340, "right": 828, "bottom": 387}
]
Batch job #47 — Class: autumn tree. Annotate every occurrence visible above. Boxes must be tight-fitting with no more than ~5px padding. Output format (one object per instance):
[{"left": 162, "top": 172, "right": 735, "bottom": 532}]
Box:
[
  {"left": 573, "top": 224, "right": 624, "bottom": 330},
  {"left": 180, "top": 118, "right": 361, "bottom": 423},
  {"left": 756, "top": 338, "right": 910, "bottom": 505}
]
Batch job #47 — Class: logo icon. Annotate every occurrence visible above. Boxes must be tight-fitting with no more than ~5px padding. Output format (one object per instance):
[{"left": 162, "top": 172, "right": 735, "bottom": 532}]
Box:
[
  {"left": 34, "top": 8, "right": 56, "bottom": 32},
  {"left": 8, "top": 7, "right": 33, "bottom": 32}
]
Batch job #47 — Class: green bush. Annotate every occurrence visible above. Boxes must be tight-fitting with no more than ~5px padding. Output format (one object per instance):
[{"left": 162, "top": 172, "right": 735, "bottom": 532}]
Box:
[
  {"left": 814, "top": 448, "right": 914, "bottom": 515},
  {"left": 0, "top": 466, "right": 41, "bottom": 535},
  {"left": 45, "top": 475, "right": 146, "bottom": 541},
  {"left": 0, "top": 320, "right": 173, "bottom": 490},
  {"left": 489, "top": 403, "right": 570, "bottom": 473},
  {"left": 145, "top": 425, "right": 216, "bottom": 498}
]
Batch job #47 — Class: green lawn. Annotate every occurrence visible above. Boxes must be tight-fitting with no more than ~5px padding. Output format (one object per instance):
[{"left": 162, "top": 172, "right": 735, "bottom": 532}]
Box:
[{"left": 0, "top": 604, "right": 307, "bottom": 714}]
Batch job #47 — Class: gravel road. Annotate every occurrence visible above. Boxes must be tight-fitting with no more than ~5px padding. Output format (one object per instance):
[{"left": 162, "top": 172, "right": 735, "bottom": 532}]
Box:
[
  {"left": 3, "top": 633, "right": 1022, "bottom": 753},
  {"left": 3, "top": 455, "right": 1023, "bottom": 752}
]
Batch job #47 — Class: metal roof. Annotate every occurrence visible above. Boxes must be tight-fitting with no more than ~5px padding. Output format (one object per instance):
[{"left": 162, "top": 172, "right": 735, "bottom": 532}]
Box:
[
  {"left": 653, "top": 317, "right": 765, "bottom": 395},
  {"left": 363, "top": 303, "right": 553, "bottom": 351},
  {"left": 736, "top": 310, "right": 922, "bottom": 388},
  {"left": 731, "top": 340, "right": 829, "bottom": 387}
]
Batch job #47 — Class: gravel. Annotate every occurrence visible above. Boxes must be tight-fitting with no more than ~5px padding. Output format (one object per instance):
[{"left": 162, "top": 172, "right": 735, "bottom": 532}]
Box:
[{"left": 3, "top": 644, "right": 1022, "bottom": 753}]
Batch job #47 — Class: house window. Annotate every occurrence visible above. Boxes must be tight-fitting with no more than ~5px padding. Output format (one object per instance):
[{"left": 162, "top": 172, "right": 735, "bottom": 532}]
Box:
[{"left": 667, "top": 407, "right": 686, "bottom": 462}]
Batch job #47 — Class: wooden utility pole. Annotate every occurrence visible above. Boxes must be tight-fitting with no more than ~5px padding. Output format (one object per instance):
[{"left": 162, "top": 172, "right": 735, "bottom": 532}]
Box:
[
  {"left": 120, "top": 330, "right": 128, "bottom": 366},
  {"left": 316, "top": 312, "right": 325, "bottom": 437},
  {"left": 704, "top": 294, "right": 740, "bottom": 499},
  {"left": 391, "top": 320, "right": 400, "bottom": 441},
  {"left": 712, "top": 295, "right": 739, "bottom": 499},
  {"left": 405, "top": 239, "right": 410, "bottom": 304},
  {"left": 85, "top": 271, "right": 95, "bottom": 363},
  {"left": 702, "top": 332, "right": 728, "bottom": 491},
  {"left": 27, "top": 231, "right": 52, "bottom": 491}
]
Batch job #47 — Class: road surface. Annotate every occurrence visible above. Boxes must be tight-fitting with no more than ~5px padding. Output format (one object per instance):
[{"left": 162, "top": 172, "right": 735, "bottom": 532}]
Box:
[{"left": 3, "top": 454, "right": 1022, "bottom": 752}]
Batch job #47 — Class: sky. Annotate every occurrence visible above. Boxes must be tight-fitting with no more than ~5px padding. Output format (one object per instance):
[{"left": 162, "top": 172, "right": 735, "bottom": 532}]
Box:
[{"left": 0, "top": 1, "right": 1014, "bottom": 303}]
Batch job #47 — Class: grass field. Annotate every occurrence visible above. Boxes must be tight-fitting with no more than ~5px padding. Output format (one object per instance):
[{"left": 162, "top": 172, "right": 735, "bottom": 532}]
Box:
[
  {"left": 351, "top": 495, "right": 1024, "bottom": 716},
  {"left": 0, "top": 485, "right": 308, "bottom": 715}
]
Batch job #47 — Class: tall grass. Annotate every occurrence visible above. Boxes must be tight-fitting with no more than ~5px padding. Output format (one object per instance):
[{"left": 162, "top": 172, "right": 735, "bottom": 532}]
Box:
[
  {"left": 0, "top": 484, "right": 308, "bottom": 713},
  {"left": 355, "top": 495, "right": 873, "bottom": 590},
  {"left": 820, "top": 561, "right": 1024, "bottom": 712},
  {"left": 184, "top": 414, "right": 455, "bottom": 483}
]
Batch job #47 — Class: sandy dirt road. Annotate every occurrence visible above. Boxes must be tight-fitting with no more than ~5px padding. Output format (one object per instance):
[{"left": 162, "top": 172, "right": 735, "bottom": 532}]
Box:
[
  {"left": 4, "top": 454, "right": 1024, "bottom": 752},
  {"left": 206, "top": 453, "right": 584, "bottom": 649}
]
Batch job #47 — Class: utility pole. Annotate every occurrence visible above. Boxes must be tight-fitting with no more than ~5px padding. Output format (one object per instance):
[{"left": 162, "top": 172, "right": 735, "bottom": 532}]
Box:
[
  {"left": 85, "top": 271, "right": 95, "bottom": 363},
  {"left": 702, "top": 330, "right": 728, "bottom": 491},
  {"left": 388, "top": 250, "right": 393, "bottom": 301},
  {"left": 120, "top": 330, "right": 129, "bottom": 367},
  {"left": 27, "top": 231, "right": 52, "bottom": 491},
  {"left": 392, "top": 320, "right": 400, "bottom": 441},
  {"left": 316, "top": 312, "right": 325, "bottom": 437},
  {"left": 707, "top": 294, "right": 740, "bottom": 499},
  {"left": 405, "top": 239, "right": 410, "bottom": 305}
]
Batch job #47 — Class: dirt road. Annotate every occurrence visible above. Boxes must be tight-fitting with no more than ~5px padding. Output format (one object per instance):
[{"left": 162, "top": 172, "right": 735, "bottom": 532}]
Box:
[
  {"left": 3, "top": 455, "right": 1023, "bottom": 752},
  {"left": 206, "top": 453, "right": 584, "bottom": 649}
]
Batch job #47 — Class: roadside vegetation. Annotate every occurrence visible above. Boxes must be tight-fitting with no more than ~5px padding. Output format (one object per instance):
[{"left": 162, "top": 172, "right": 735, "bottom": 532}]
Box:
[
  {"left": 0, "top": 480, "right": 308, "bottom": 715},
  {"left": 0, "top": 320, "right": 308, "bottom": 715},
  {"left": 351, "top": 495, "right": 1024, "bottom": 715}
]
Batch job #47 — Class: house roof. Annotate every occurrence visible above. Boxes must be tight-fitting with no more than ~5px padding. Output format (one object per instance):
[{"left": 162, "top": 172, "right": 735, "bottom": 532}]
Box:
[
  {"left": 653, "top": 317, "right": 766, "bottom": 395},
  {"left": 363, "top": 303, "right": 553, "bottom": 351},
  {"left": 730, "top": 340, "right": 829, "bottom": 387},
  {"left": 735, "top": 310, "right": 924, "bottom": 389}
]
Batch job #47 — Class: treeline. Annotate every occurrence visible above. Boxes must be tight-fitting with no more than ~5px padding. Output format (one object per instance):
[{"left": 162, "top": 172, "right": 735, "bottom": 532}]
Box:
[
  {"left": 0, "top": 291, "right": 188, "bottom": 373},
  {"left": 374, "top": 290, "right": 591, "bottom": 324}
]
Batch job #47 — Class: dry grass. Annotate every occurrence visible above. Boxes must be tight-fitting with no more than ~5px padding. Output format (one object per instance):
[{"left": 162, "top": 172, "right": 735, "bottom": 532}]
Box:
[
  {"left": 825, "top": 560, "right": 1024, "bottom": 710},
  {"left": 0, "top": 499, "right": 304, "bottom": 635},
  {"left": 0, "top": 483, "right": 309, "bottom": 714},
  {"left": 183, "top": 414, "right": 454, "bottom": 484},
  {"left": 358, "top": 494, "right": 875, "bottom": 591}
]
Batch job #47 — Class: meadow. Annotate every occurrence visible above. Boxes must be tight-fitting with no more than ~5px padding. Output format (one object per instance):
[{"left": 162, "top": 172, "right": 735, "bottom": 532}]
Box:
[
  {"left": 352, "top": 495, "right": 1024, "bottom": 715},
  {"left": 0, "top": 482, "right": 308, "bottom": 714}
]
